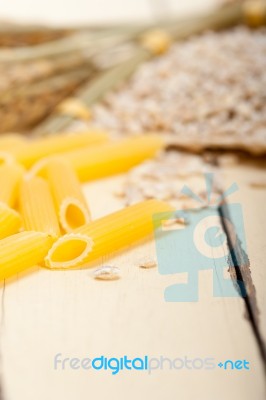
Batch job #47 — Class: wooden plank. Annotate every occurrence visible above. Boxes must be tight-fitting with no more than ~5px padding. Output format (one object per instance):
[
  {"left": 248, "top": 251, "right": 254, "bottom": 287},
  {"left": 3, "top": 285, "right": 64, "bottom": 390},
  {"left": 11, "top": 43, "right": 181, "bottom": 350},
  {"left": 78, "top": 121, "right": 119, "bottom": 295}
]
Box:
[{"left": 0, "top": 171, "right": 265, "bottom": 400}]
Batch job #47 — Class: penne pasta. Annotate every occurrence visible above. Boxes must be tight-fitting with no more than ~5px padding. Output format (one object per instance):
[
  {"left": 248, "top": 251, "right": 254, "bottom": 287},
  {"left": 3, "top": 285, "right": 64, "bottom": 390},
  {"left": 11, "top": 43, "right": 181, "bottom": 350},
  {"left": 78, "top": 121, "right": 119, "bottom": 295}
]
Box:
[
  {"left": 0, "top": 151, "right": 15, "bottom": 166},
  {"left": 26, "top": 156, "right": 51, "bottom": 179},
  {"left": 45, "top": 199, "right": 173, "bottom": 269},
  {"left": 46, "top": 157, "right": 91, "bottom": 232},
  {"left": 0, "top": 163, "right": 25, "bottom": 207},
  {"left": 28, "top": 135, "right": 164, "bottom": 181},
  {"left": 0, "top": 202, "right": 22, "bottom": 239},
  {"left": 0, "top": 133, "right": 27, "bottom": 151},
  {"left": 19, "top": 176, "right": 60, "bottom": 238},
  {"left": 64, "top": 135, "right": 164, "bottom": 182},
  {"left": 0, "top": 231, "right": 54, "bottom": 280},
  {"left": 11, "top": 130, "right": 109, "bottom": 168}
]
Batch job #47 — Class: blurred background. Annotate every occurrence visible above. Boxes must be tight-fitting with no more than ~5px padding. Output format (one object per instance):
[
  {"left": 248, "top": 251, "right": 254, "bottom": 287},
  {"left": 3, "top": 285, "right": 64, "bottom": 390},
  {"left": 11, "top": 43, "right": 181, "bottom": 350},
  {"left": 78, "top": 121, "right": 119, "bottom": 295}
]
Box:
[{"left": 1, "top": 0, "right": 219, "bottom": 25}]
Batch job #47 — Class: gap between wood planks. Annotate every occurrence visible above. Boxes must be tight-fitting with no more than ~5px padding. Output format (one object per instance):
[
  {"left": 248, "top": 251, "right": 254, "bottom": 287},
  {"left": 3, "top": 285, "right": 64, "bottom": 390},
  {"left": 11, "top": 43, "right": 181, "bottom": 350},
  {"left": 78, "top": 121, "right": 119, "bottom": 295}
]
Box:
[{"left": 218, "top": 202, "right": 266, "bottom": 370}]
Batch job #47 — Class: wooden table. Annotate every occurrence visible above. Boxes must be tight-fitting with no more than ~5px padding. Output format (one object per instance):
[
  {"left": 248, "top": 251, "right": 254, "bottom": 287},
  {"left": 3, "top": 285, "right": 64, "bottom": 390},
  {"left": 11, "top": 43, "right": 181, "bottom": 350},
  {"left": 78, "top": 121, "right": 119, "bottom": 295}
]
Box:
[{"left": 0, "top": 156, "right": 265, "bottom": 400}]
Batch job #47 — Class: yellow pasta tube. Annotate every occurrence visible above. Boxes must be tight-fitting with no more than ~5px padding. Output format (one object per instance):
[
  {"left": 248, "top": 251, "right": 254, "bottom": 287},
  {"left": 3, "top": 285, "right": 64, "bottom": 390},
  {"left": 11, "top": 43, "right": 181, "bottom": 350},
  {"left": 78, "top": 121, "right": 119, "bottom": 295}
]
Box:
[
  {"left": 0, "top": 151, "right": 15, "bottom": 166},
  {"left": 0, "top": 202, "right": 22, "bottom": 239},
  {"left": 46, "top": 157, "right": 91, "bottom": 232},
  {"left": 0, "top": 164, "right": 25, "bottom": 207},
  {"left": 12, "top": 131, "right": 109, "bottom": 168},
  {"left": 26, "top": 157, "right": 51, "bottom": 179},
  {"left": 45, "top": 199, "right": 173, "bottom": 269},
  {"left": 0, "top": 133, "right": 27, "bottom": 151},
  {"left": 64, "top": 135, "right": 164, "bottom": 182},
  {"left": 19, "top": 177, "right": 60, "bottom": 238},
  {"left": 0, "top": 231, "right": 54, "bottom": 280}
]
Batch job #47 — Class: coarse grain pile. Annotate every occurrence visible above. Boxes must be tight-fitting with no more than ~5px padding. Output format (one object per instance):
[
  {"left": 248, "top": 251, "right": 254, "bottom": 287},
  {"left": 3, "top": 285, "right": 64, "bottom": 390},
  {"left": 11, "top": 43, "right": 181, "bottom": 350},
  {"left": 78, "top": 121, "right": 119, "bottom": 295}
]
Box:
[
  {"left": 91, "top": 27, "right": 266, "bottom": 155},
  {"left": 119, "top": 151, "right": 222, "bottom": 209}
]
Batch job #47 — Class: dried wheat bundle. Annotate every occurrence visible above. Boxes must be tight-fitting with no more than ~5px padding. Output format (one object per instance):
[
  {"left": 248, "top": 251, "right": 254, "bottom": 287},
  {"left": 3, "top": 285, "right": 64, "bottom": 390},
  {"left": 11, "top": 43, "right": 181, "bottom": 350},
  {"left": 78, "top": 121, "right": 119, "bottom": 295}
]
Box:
[
  {"left": 0, "top": 22, "right": 71, "bottom": 47},
  {"left": 0, "top": 67, "right": 95, "bottom": 133}
]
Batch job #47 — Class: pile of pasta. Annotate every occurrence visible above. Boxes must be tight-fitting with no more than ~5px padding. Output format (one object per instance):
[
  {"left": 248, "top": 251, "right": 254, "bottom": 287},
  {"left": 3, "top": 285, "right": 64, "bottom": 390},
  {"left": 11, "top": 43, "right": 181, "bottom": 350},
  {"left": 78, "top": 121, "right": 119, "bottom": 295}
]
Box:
[{"left": 0, "top": 132, "right": 173, "bottom": 280}]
